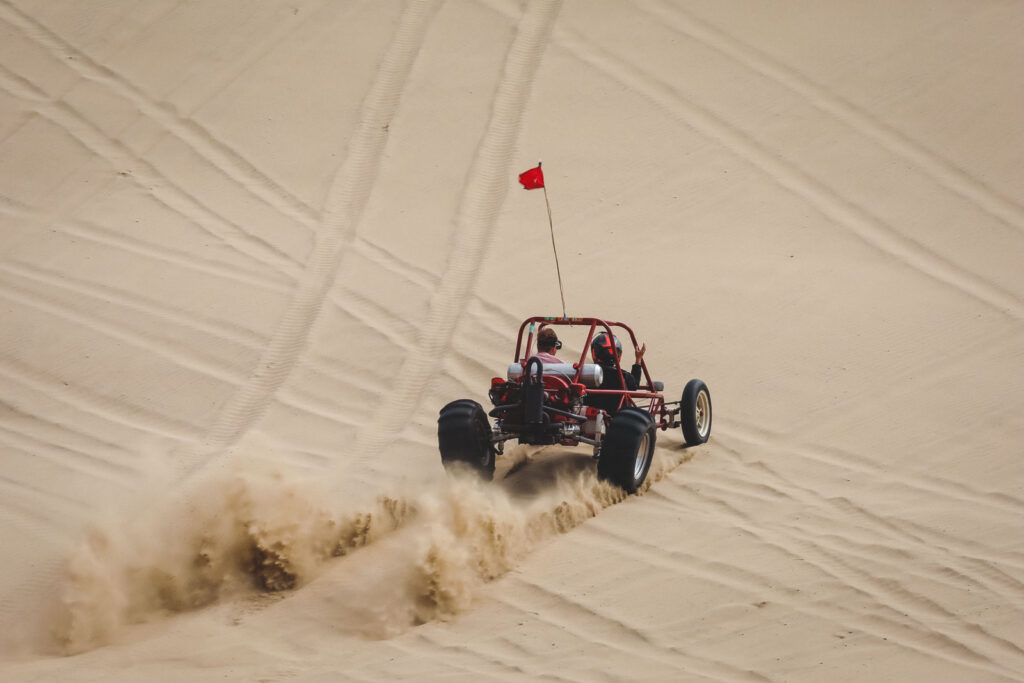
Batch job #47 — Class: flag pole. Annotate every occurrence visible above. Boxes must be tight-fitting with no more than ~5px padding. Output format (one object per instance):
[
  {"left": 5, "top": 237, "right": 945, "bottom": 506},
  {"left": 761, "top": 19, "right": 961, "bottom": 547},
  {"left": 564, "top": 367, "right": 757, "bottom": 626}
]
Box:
[{"left": 539, "top": 163, "right": 567, "bottom": 319}]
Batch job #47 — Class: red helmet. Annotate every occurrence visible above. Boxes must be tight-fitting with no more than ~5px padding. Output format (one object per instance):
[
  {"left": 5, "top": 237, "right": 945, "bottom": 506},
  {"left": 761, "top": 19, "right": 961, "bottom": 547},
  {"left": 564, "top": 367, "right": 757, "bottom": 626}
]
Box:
[{"left": 591, "top": 332, "right": 622, "bottom": 364}]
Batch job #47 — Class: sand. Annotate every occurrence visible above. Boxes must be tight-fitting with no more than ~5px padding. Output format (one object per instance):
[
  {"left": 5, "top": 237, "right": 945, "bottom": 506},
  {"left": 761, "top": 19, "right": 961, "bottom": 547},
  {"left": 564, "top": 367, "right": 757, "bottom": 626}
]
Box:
[{"left": 1, "top": 0, "right": 1022, "bottom": 680}]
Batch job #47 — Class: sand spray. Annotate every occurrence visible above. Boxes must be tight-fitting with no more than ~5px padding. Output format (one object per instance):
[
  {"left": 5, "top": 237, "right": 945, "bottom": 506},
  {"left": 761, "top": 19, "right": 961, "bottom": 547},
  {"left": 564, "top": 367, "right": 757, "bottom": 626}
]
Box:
[{"left": 51, "top": 447, "right": 693, "bottom": 653}]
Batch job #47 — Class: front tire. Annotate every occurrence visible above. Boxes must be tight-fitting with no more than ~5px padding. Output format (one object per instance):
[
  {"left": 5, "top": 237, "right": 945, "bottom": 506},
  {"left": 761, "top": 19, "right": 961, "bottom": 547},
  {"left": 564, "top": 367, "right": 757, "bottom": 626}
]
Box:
[
  {"left": 597, "top": 408, "right": 656, "bottom": 494},
  {"left": 438, "top": 399, "right": 495, "bottom": 480},
  {"left": 680, "top": 380, "right": 712, "bottom": 446}
]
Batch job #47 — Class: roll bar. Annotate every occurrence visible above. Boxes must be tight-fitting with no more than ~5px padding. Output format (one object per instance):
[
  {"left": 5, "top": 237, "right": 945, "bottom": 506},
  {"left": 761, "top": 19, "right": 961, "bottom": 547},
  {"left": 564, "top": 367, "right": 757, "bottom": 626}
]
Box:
[{"left": 512, "top": 316, "right": 656, "bottom": 394}]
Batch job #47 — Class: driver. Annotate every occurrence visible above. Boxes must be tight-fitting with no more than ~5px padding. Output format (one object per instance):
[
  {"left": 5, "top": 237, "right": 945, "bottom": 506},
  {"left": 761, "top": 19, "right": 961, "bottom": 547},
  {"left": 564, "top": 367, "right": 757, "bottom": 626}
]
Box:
[{"left": 532, "top": 327, "right": 562, "bottom": 364}]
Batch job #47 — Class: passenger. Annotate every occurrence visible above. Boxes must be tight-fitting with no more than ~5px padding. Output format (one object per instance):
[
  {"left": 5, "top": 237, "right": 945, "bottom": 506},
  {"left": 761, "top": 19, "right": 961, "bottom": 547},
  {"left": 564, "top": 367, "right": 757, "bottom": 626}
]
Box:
[
  {"left": 586, "top": 332, "right": 645, "bottom": 414},
  {"left": 531, "top": 327, "right": 562, "bottom": 364}
]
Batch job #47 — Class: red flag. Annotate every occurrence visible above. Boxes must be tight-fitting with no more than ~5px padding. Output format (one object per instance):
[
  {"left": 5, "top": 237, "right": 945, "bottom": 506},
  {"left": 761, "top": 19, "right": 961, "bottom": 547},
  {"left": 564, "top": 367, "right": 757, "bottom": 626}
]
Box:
[{"left": 518, "top": 164, "right": 544, "bottom": 190}]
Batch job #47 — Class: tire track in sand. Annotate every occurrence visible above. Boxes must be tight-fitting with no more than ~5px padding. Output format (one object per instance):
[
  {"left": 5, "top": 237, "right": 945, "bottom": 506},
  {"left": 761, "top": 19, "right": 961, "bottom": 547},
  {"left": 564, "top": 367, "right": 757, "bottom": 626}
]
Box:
[
  {"left": 185, "top": 0, "right": 442, "bottom": 468},
  {"left": 710, "top": 421, "right": 1024, "bottom": 594},
  {"left": 687, "top": 475, "right": 1024, "bottom": 671},
  {"left": 0, "top": 195, "right": 290, "bottom": 294},
  {"left": 705, "top": 454, "right": 1024, "bottom": 599},
  {"left": 0, "top": 62, "right": 300, "bottom": 280},
  {"left": 645, "top": 480, "right": 1024, "bottom": 679},
  {"left": 638, "top": 0, "right": 1024, "bottom": 234},
  {"left": 0, "top": 273, "right": 244, "bottom": 386},
  {"left": 496, "top": 578, "right": 771, "bottom": 682},
  {"left": 543, "top": 17, "right": 1024, "bottom": 320},
  {"left": 0, "top": 260, "right": 263, "bottom": 359},
  {"left": 582, "top": 519, "right": 1021, "bottom": 682},
  {"left": 0, "top": 0, "right": 323, "bottom": 236},
  {"left": 0, "top": 356, "right": 201, "bottom": 442},
  {"left": 716, "top": 420, "right": 1024, "bottom": 521},
  {"left": 347, "top": 0, "right": 563, "bottom": 462}
]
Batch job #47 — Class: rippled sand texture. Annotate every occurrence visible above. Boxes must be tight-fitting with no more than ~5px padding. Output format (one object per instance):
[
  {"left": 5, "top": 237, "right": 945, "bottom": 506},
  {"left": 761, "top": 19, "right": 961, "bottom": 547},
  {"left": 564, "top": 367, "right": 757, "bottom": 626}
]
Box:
[{"left": 1, "top": 1, "right": 1022, "bottom": 680}]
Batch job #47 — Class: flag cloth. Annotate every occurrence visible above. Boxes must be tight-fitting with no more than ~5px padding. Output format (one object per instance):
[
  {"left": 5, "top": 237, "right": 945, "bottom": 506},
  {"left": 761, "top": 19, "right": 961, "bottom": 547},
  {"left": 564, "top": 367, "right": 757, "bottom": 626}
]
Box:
[{"left": 518, "top": 164, "right": 544, "bottom": 190}]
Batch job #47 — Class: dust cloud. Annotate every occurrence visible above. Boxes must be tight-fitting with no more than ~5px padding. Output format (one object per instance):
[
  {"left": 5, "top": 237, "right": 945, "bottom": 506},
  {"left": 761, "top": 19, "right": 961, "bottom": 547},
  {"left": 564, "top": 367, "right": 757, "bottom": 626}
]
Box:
[{"left": 52, "top": 448, "right": 692, "bottom": 653}]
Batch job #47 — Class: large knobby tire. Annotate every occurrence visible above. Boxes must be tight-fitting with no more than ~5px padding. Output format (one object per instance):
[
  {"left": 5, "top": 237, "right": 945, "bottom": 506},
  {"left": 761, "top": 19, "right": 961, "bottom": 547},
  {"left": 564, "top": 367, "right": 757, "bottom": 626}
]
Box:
[
  {"left": 438, "top": 399, "right": 495, "bottom": 480},
  {"left": 597, "top": 408, "right": 657, "bottom": 494},
  {"left": 680, "top": 379, "right": 712, "bottom": 446}
]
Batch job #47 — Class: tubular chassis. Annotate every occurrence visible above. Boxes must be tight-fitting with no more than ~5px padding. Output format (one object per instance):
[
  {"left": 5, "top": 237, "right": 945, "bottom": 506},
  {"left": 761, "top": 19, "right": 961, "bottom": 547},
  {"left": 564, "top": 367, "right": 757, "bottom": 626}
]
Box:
[{"left": 437, "top": 316, "right": 711, "bottom": 493}]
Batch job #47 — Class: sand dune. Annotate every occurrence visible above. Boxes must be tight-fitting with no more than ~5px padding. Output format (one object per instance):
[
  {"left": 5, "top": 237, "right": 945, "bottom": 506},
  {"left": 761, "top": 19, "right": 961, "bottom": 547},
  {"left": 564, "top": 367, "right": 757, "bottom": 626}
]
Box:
[{"left": 1, "top": 0, "right": 1022, "bottom": 680}]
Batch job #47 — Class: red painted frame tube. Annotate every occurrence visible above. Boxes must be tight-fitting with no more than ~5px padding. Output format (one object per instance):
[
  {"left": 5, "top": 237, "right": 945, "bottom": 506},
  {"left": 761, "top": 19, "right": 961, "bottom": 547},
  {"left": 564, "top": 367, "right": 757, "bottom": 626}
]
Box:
[{"left": 511, "top": 316, "right": 664, "bottom": 419}]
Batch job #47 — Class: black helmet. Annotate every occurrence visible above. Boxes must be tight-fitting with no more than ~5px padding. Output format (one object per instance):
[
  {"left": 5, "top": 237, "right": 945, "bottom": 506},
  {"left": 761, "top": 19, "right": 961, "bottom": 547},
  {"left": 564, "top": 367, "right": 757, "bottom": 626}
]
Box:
[{"left": 591, "top": 332, "right": 622, "bottom": 364}]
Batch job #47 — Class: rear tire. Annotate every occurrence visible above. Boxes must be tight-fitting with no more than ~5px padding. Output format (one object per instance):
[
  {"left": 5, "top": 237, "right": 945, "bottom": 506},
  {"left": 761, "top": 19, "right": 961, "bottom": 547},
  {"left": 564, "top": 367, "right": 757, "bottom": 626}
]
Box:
[
  {"left": 438, "top": 399, "right": 495, "bottom": 480},
  {"left": 680, "top": 380, "right": 712, "bottom": 446},
  {"left": 598, "top": 408, "right": 656, "bottom": 494}
]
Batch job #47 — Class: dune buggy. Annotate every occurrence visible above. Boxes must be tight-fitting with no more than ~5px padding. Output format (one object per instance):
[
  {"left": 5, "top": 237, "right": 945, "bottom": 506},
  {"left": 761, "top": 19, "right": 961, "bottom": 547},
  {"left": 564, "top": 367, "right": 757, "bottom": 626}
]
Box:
[{"left": 437, "top": 316, "right": 711, "bottom": 493}]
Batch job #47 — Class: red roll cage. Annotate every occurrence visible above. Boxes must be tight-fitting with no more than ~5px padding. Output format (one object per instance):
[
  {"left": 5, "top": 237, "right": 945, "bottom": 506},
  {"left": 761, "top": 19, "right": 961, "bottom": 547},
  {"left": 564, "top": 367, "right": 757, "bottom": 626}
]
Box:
[{"left": 512, "top": 316, "right": 665, "bottom": 417}]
